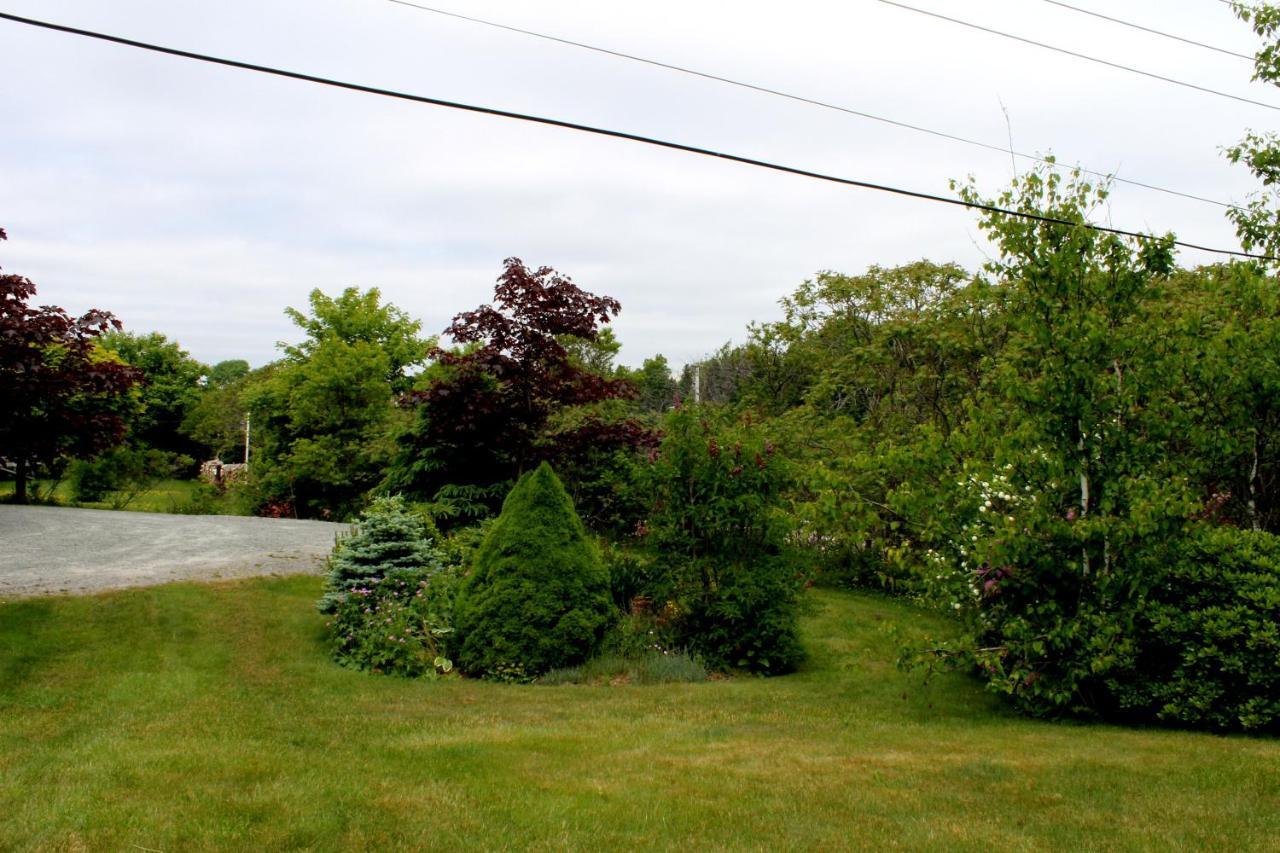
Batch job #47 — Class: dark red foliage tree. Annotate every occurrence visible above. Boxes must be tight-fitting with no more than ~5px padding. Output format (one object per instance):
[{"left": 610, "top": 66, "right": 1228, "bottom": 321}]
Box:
[
  {"left": 0, "top": 229, "right": 140, "bottom": 503},
  {"left": 386, "top": 258, "right": 657, "bottom": 510}
]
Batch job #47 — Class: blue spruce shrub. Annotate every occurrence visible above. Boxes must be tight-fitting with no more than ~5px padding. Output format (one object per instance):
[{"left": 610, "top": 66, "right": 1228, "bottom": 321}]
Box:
[{"left": 318, "top": 495, "right": 443, "bottom": 614}]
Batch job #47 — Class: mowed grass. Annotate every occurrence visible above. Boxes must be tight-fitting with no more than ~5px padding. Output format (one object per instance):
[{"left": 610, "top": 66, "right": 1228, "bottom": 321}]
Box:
[
  {"left": 1, "top": 581, "right": 1277, "bottom": 851},
  {"left": 0, "top": 478, "right": 243, "bottom": 515}
]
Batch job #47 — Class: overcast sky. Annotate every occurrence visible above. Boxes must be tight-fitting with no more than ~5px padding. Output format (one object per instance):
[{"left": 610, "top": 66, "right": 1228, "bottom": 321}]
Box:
[{"left": 0, "top": 0, "right": 1271, "bottom": 368}]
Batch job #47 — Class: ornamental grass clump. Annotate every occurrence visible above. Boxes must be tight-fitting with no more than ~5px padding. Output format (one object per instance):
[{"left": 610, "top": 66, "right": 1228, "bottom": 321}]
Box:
[{"left": 454, "top": 462, "right": 614, "bottom": 680}]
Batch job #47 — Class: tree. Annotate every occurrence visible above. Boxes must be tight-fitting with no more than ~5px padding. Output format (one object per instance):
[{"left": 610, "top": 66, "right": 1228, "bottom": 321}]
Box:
[
  {"left": 633, "top": 354, "right": 678, "bottom": 414},
  {"left": 928, "top": 165, "right": 1188, "bottom": 718},
  {"left": 182, "top": 368, "right": 256, "bottom": 463},
  {"left": 642, "top": 405, "right": 804, "bottom": 674},
  {"left": 1226, "top": 3, "right": 1280, "bottom": 261},
  {"left": 246, "top": 287, "right": 427, "bottom": 518},
  {"left": 387, "top": 258, "right": 656, "bottom": 515},
  {"left": 246, "top": 337, "right": 395, "bottom": 518},
  {"left": 283, "top": 287, "right": 431, "bottom": 394},
  {"left": 100, "top": 330, "right": 206, "bottom": 460},
  {"left": 207, "top": 359, "right": 250, "bottom": 388},
  {"left": 453, "top": 462, "right": 613, "bottom": 679},
  {"left": 0, "top": 228, "right": 140, "bottom": 502}
]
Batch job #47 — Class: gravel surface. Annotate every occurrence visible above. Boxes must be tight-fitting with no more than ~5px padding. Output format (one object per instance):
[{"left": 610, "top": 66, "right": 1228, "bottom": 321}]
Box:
[{"left": 0, "top": 505, "right": 350, "bottom": 598}]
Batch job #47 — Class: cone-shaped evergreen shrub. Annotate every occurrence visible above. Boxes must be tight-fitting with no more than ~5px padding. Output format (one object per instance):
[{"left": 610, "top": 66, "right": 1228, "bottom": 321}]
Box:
[
  {"left": 318, "top": 495, "right": 442, "bottom": 613},
  {"left": 454, "top": 462, "right": 613, "bottom": 679}
]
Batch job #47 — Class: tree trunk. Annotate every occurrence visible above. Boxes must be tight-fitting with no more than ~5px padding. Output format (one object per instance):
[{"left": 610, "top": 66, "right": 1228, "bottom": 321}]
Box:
[
  {"left": 1249, "top": 428, "right": 1261, "bottom": 532},
  {"left": 14, "top": 457, "right": 29, "bottom": 505},
  {"left": 1079, "top": 419, "right": 1090, "bottom": 576}
]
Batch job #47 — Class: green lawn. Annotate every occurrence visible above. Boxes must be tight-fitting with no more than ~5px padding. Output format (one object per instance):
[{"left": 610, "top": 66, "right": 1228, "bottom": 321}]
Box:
[
  {"left": 1, "top": 581, "right": 1276, "bottom": 851},
  {"left": 0, "top": 478, "right": 244, "bottom": 514}
]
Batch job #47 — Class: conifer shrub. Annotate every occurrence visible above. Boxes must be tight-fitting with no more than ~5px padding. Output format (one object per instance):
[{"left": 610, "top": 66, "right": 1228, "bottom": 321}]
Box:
[
  {"left": 318, "top": 495, "right": 443, "bottom": 614},
  {"left": 453, "top": 462, "right": 614, "bottom": 680}
]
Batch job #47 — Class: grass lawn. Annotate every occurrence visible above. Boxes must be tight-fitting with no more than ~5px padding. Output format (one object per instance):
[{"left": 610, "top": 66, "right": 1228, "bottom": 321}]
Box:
[
  {"left": 1, "top": 580, "right": 1276, "bottom": 851},
  {"left": 0, "top": 478, "right": 244, "bottom": 515}
]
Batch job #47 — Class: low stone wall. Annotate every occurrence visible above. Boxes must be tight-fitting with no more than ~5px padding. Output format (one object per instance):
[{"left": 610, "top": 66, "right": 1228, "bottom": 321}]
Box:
[{"left": 199, "top": 459, "right": 247, "bottom": 485}]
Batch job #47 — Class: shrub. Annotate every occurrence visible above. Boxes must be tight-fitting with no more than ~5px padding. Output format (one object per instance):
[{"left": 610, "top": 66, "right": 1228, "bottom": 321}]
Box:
[
  {"left": 68, "top": 447, "right": 191, "bottom": 508},
  {"left": 642, "top": 405, "right": 806, "bottom": 674},
  {"left": 328, "top": 566, "right": 460, "bottom": 678},
  {"left": 602, "top": 542, "right": 674, "bottom": 613},
  {"left": 681, "top": 558, "right": 806, "bottom": 674},
  {"left": 318, "top": 495, "right": 443, "bottom": 614},
  {"left": 1106, "top": 525, "right": 1280, "bottom": 733},
  {"left": 453, "top": 462, "right": 614, "bottom": 679}
]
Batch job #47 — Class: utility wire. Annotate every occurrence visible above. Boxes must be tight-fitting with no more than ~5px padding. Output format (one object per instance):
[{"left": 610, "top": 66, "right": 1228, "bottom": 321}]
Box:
[
  {"left": 0, "top": 9, "right": 1266, "bottom": 260},
  {"left": 878, "top": 0, "right": 1280, "bottom": 111},
  {"left": 385, "top": 0, "right": 1238, "bottom": 211},
  {"left": 1038, "top": 0, "right": 1252, "bottom": 61}
]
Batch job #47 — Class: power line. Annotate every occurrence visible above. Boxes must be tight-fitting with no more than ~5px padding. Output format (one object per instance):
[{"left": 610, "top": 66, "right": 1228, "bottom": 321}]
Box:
[
  {"left": 385, "top": 0, "right": 1238, "bottom": 211},
  {"left": 1038, "top": 0, "right": 1253, "bottom": 61},
  {"left": 878, "top": 0, "right": 1280, "bottom": 111},
  {"left": 0, "top": 9, "right": 1266, "bottom": 261}
]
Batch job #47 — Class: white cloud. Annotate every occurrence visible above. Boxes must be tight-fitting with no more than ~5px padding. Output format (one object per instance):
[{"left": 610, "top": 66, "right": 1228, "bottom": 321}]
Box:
[{"left": 0, "top": 0, "right": 1267, "bottom": 369}]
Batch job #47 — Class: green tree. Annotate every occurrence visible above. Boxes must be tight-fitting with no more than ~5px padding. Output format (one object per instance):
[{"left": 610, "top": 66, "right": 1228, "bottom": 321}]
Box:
[
  {"left": 207, "top": 359, "right": 250, "bottom": 388},
  {"left": 100, "top": 330, "right": 206, "bottom": 460},
  {"left": 283, "top": 287, "right": 431, "bottom": 393},
  {"left": 453, "top": 462, "right": 613, "bottom": 679},
  {"left": 182, "top": 369, "right": 255, "bottom": 463},
  {"left": 928, "top": 165, "right": 1188, "bottom": 718},
  {"left": 643, "top": 405, "right": 804, "bottom": 674},
  {"left": 633, "top": 354, "right": 677, "bottom": 414},
  {"left": 247, "top": 287, "right": 427, "bottom": 518},
  {"left": 247, "top": 338, "right": 394, "bottom": 518}
]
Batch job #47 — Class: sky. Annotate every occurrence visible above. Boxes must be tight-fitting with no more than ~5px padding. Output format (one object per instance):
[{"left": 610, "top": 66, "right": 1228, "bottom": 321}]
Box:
[{"left": 0, "top": 0, "right": 1272, "bottom": 369}]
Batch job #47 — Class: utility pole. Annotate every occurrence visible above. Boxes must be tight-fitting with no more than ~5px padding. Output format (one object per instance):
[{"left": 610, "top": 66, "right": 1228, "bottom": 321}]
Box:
[
  {"left": 693, "top": 362, "right": 701, "bottom": 404},
  {"left": 244, "top": 413, "right": 251, "bottom": 469}
]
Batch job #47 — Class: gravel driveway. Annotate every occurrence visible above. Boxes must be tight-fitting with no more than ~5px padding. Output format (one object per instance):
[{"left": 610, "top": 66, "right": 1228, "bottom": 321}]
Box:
[{"left": 0, "top": 505, "right": 350, "bottom": 598}]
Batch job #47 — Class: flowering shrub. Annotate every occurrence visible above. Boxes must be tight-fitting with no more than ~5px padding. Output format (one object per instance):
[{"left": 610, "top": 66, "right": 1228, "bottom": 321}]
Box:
[
  {"left": 642, "top": 405, "right": 805, "bottom": 675},
  {"left": 328, "top": 566, "right": 459, "bottom": 678}
]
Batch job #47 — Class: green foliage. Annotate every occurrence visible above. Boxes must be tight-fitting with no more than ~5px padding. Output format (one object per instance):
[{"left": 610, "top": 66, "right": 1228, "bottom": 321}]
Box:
[
  {"left": 282, "top": 287, "right": 432, "bottom": 394},
  {"left": 747, "top": 262, "right": 999, "bottom": 593},
  {"left": 632, "top": 353, "right": 678, "bottom": 415},
  {"left": 182, "top": 367, "right": 257, "bottom": 464},
  {"left": 327, "top": 566, "right": 460, "bottom": 678},
  {"left": 318, "top": 495, "right": 444, "bottom": 614},
  {"left": 247, "top": 335, "right": 396, "bottom": 519},
  {"left": 68, "top": 447, "right": 193, "bottom": 509},
  {"left": 243, "top": 287, "right": 431, "bottom": 518},
  {"left": 1105, "top": 525, "right": 1280, "bottom": 733},
  {"left": 680, "top": 557, "right": 806, "bottom": 674},
  {"left": 453, "top": 463, "right": 614, "bottom": 679},
  {"left": 602, "top": 542, "right": 674, "bottom": 613},
  {"left": 100, "top": 330, "right": 207, "bottom": 458},
  {"left": 643, "top": 405, "right": 805, "bottom": 674},
  {"left": 206, "top": 359, "right": 250, "bottom": 388}
]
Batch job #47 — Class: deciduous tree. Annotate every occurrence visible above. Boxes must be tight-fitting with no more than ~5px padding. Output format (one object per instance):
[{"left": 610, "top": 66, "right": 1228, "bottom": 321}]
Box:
[{"left": 0, "top": 228, "right": 139, "bottom": 502}]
